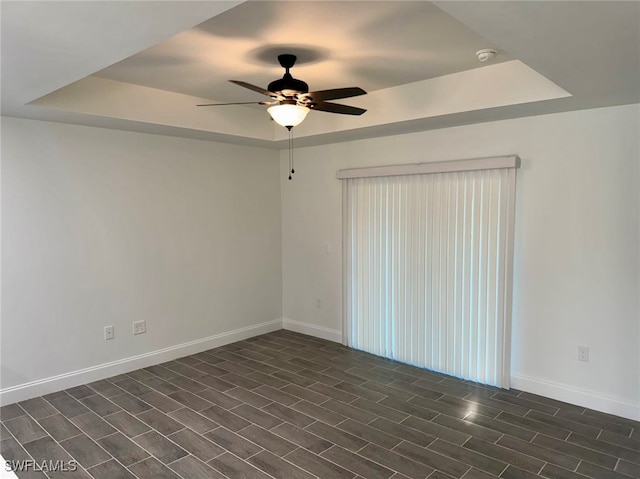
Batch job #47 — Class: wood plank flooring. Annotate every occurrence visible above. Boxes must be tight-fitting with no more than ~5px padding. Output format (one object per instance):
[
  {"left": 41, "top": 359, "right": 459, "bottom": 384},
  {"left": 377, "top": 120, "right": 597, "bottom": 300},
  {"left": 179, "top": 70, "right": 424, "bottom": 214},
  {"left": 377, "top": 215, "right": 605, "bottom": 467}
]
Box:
[{"left": 1, "top": 330, "right": 638, "bottom": 478}]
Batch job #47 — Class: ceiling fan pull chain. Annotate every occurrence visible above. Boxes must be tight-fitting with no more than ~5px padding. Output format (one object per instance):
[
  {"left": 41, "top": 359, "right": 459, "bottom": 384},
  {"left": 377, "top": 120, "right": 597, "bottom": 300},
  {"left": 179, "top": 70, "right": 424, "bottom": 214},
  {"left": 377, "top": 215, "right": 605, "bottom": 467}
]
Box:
[
  {"left": 288, "top": 128, "right": 293, "bottom": 180},
  {"left": 286, "top": 126, "right": 297, "bottom": 180},
  {"left": 291, "top": 129, "right": 295, "bottom": 175}
]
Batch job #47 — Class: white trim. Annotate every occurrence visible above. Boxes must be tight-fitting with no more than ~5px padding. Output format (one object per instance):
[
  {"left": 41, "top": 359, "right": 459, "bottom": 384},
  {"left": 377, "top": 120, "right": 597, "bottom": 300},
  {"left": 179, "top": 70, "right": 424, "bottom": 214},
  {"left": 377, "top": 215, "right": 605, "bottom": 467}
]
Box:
[
  {"left": 511, "top": 373, "right": 640, "bottom": 421},
  {"left": 4, "top": 316, "right": 636, "bottom": 421},
  {"left": 501, "top": 167, "right": 518, "bottom": 388},
  {"left": 341, "top": 180, "right": 350, "bottom": 347},
  {"left": 0, "top": 319, "right": 282, "bottom": 405},
  {"left": 336, "top": 155, "right": 521, "bottom": 180},
  {"left": 282, "top": 318, "right": 343, "bottom": 344}
]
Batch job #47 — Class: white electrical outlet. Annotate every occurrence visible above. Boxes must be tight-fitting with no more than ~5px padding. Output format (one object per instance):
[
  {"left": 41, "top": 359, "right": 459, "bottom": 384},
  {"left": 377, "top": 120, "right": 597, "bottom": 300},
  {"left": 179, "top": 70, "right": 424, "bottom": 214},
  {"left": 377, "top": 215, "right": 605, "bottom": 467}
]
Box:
[
  {"left": 578, "top": 345, "right": 589, "bottom": 362},
  {"left": 133, "top": 320, "right": 146, "bottom": 335},
  {"left": 104, "top": 326, "right": 114, "bottom": 340}
]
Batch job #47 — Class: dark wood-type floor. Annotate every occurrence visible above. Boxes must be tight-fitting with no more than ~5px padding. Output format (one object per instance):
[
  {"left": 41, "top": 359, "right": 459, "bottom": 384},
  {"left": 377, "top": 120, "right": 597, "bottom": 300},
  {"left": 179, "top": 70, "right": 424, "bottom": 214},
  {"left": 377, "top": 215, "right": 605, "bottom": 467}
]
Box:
[{"left": 1, "top": 330, "right": 638, "bottom": 479}]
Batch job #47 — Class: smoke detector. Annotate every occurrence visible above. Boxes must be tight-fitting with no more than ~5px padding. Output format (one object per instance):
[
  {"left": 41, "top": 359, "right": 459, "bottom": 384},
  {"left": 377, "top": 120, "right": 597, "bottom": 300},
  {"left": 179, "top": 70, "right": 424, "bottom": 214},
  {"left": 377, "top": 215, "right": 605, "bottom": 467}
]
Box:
[{"left": 476, "top": 48, "right": 497, "bottom": 62}]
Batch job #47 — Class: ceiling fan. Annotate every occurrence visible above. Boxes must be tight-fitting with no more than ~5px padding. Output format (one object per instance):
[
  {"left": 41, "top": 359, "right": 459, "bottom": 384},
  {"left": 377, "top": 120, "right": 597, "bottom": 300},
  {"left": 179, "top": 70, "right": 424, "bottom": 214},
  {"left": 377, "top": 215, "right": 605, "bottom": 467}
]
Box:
[{"left": 197, "top": 54, "right": 367, "bottom": 128}]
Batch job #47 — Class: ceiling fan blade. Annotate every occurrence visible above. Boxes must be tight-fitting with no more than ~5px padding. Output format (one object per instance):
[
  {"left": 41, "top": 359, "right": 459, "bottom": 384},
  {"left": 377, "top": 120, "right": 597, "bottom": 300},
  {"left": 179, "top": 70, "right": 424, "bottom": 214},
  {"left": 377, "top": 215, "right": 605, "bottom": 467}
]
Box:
[
  {"left": 229, "top": 80, "right": 274, "bottom": 97},
  {"left": 197, "top": 101, "right": 275, "bottom": 107},
  {"left": 312, "top": 101, "right": 367, "bottom": 115},
  {"left": 305, "top": 87, "right": 367, "bottom": 102}
]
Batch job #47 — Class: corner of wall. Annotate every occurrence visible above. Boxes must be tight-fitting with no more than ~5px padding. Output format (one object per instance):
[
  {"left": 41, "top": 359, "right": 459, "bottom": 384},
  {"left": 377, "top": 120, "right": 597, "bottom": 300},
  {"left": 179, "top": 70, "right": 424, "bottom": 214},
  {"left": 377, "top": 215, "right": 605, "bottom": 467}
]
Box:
[{"left": 282, "top": 318, "right": 342, "bottom": 344}]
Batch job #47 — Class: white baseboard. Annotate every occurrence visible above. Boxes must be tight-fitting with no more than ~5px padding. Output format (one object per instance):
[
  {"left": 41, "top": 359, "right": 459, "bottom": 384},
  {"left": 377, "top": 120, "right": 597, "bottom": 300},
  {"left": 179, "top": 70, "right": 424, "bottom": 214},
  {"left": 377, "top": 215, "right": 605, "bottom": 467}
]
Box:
[
  {"left": 0, "top": 319, "right": 282, "bottom": 405},
  {"left": 281, "top": 319, "right": 640, "bottom": 421},
  {"left": 511, "top": 373, "right": 640, "bottom": 421},
  {"left": 282, "top": 318, "right": 640, "bottom": 421},
  {"left": 4, "top": 317, "right": 637, "bottom": 422},
  {"left": 282, "top": 318, "right": 342, "bottom": 344}
]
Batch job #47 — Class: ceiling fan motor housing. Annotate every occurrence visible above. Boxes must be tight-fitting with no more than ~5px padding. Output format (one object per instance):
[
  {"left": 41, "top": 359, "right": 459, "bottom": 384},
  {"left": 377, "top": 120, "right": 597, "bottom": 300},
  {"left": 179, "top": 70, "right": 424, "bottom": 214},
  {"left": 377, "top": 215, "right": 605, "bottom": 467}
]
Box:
[
  {"left": 268, "top": 74, "right": 309, "bottom": 97},
  {"left": 268, "top": 54, "right": 310, "bottom": 97}
]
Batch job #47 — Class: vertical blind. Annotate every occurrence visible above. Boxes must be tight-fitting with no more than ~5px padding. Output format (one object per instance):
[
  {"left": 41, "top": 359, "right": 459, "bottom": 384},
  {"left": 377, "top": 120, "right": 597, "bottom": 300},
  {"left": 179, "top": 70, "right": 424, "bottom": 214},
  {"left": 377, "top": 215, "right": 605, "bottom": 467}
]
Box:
[{"left": 340, "top": 157, "right": 518, "bottom": 388}]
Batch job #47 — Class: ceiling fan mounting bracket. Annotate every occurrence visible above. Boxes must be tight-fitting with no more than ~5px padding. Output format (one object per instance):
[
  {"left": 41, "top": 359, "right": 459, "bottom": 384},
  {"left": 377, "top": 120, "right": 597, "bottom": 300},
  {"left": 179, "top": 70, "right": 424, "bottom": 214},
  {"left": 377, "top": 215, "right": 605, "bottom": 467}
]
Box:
[{"left": 278, "top": 54, "right": 297, "bottom": 70}]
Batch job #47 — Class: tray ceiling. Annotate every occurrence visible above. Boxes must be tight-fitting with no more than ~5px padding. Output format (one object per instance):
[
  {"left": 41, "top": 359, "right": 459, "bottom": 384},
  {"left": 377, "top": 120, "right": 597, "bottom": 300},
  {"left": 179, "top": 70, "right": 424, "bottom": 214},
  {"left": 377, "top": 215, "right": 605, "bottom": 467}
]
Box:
[{"left": 2, "top": 1, "right": 638, "bottom": 148}]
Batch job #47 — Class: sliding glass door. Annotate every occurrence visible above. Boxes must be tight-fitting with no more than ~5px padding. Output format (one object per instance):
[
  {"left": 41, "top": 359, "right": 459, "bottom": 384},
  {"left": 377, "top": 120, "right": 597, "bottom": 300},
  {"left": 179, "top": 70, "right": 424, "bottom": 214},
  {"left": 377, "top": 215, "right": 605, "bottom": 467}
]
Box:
[{"left": 340, "top": 157, "right": 518, "bottom": 387}]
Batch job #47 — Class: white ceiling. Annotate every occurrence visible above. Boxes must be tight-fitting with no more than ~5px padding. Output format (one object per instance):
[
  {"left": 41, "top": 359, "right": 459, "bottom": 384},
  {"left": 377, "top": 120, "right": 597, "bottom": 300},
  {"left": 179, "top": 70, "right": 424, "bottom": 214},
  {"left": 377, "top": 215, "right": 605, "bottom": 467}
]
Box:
[
  {"left": 94, "top": 1, "right": 512, "bottom": 101},
  {"left": 2, "top": 1, "right": 639, "bottom": 148}
]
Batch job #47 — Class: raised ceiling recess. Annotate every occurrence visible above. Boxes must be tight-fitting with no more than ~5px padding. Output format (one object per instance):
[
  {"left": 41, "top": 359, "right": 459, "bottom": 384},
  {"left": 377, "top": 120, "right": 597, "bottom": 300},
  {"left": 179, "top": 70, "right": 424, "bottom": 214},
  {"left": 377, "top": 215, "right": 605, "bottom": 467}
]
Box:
[{"left": 4, "top": 1, "right": 638, "bottom": 147}]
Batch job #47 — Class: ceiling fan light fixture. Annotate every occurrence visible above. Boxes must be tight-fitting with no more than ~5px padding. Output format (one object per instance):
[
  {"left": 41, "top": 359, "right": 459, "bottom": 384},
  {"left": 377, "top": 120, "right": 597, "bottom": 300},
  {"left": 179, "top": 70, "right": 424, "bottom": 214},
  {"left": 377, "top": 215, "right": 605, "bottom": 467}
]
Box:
[{"left": 268, "top": 104, "right": 309, "bottom": 128}]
